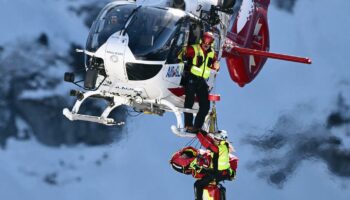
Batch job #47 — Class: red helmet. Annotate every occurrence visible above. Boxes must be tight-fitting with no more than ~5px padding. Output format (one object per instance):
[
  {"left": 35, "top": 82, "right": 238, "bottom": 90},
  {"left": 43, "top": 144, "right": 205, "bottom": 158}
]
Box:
[{"left": 202, "top": 32, "right": 215, "bottom": 45}]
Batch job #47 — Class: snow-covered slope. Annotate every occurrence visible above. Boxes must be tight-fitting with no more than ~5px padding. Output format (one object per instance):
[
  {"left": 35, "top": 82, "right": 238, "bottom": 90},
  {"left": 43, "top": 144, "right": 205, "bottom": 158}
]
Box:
[
  {"left": 0, "top": 0, "right": 128, "bottom": 147},
  {"left": 0, "top": 0, "right": 349, "bottom": 200}
]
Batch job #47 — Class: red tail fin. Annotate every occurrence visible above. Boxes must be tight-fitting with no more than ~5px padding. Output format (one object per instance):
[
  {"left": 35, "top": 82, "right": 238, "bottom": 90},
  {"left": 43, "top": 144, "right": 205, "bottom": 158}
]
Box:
[
  {"left": 224, "top": 0, "right": 270, "bottom": 87},
  {"left": 223, "top": 0, "right": 311, "bottom": 87}
]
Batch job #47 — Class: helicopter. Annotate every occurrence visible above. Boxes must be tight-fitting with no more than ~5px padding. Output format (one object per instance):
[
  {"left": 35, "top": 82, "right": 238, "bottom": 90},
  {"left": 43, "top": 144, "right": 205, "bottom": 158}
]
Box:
[{"left": 63, "top": 0, "right": 312, "bottom": 137}]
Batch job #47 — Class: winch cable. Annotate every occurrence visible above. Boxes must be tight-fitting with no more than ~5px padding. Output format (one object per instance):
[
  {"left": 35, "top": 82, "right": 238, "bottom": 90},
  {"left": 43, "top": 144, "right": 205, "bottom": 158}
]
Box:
[
  {"left": 194, "top": 139, "right": 202, "bottom": 149},
  {"left": 182, "top": 136, "right": 203, "bottom": 150},
  {"left": 184, "top": 137, "right": 196, "bottom": 147}
]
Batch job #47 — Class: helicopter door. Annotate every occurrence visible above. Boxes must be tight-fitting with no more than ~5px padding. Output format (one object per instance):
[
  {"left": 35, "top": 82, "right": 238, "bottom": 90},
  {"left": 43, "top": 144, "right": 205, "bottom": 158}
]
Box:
[
  {"left": 163, "top": 18, "right": 189, "bottom": 86},
  {"left": 166, "top": 20, "right": 189, "bottom": 64}
]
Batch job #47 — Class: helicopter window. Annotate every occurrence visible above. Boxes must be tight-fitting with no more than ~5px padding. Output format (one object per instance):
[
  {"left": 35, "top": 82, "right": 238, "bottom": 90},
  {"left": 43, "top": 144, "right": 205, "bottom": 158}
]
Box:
[
  {"left": 124, "top": 7, "right": 185, "bottom": 61},
  {"left": 126, "top": 63, "right": 163, "bottom": 81},
  {"left": 188, "top": 22, "right": 202, "bottom": 45},
  {"left": 85, "top": 4, "right": 137, "bottom": 51},
  {"left": 176, "top": 33, "right": 184, "bottom": 46},
  {"left": 166, "top": 19, "right": 188, "bottom": 64},
  {"left": 97, "top": 19, "right": 106, "bottom": 33}
]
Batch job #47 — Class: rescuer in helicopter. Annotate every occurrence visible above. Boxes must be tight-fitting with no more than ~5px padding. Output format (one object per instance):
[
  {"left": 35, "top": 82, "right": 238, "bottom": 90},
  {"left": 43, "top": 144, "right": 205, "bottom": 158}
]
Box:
[
  {"left": 191, "top": 130, "right": 235, "bottom": 200},
  {"left": 178, "top": 31, "right": 220, "bottom": 133}
]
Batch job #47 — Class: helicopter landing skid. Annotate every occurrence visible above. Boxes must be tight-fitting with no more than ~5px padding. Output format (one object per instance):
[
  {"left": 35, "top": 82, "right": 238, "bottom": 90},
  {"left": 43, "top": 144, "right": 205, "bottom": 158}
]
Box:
[
  {"left": 63, "top": 90, "right": 127, "bottom": 126},
  {"left": 63, "top": 109, "right": 124, "bottom": 126},
  {"left": 154, "top": 99, "right": 198, "bottom": 138}
]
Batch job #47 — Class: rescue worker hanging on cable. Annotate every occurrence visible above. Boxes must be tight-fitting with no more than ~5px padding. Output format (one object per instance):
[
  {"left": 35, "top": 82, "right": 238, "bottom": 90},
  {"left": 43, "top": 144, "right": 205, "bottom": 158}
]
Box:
[
  {"left": 178, "top": 31, "right": 220, "bottom": 133},
  {"left": 190, "top": 131, "right": 236, "bottom": 200}
]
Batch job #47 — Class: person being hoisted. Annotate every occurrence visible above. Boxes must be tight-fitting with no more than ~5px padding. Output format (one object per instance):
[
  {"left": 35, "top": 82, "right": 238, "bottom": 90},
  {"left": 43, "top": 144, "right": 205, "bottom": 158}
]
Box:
[
  {"left": 191, "top": 131, "right": 236, "bottom": 200},
  {"left": 178, "top": 31, "right": 220, "bottom": 133}
]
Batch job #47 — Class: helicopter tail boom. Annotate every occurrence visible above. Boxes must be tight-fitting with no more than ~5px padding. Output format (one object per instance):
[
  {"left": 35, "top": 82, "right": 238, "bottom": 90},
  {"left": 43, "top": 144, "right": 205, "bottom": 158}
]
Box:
[{"left": 229, "top": 45, "right": 312, "bottom": 64}]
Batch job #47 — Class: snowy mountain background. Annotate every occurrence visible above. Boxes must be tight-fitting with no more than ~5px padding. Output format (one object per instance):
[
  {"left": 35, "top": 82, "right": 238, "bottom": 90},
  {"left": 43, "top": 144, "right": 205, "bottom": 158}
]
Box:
[{"left": 0, "top": 0, "right": 350, "bottom": 200}]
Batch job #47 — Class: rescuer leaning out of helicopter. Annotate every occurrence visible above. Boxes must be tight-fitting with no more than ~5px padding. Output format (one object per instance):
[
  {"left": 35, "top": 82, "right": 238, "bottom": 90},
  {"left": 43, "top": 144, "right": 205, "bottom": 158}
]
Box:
[
  {"left": 178, "top": 31, "right": 220, "bottom": 133},
  {"left": 190, "top": 130, "right": 235, "bottom": 200}
]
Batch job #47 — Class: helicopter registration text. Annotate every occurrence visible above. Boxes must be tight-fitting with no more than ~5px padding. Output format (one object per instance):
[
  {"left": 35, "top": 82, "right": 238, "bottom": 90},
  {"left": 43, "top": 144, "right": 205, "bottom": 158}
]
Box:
[{"left": 165, "top": 64, "right": 182, "bottom": 78}]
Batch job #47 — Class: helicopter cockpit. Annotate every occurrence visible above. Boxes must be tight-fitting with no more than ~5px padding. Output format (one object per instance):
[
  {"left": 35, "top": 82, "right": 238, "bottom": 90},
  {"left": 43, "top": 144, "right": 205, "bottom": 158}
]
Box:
[
  {"left": 85, "top": 3, "right": 218, "bottom": 63},
  {"left": 86, "top": 4, "right": 190, "bottom": 61}
]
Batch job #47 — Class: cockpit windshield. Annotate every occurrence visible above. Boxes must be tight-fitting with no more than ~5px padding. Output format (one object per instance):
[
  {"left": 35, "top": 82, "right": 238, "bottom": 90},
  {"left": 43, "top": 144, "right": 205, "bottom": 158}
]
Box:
[
  {"left": 86, "top": 4, "right": 138, "bottom": 51},
  {"left": 125, "top": 7, "right": 184, "bottom": 61},
  {"left": 86, "top": 4, "right": 186, "bottom": 61}
]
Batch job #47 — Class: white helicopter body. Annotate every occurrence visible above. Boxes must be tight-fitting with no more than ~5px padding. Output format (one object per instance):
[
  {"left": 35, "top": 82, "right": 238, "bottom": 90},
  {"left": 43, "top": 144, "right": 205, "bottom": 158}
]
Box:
[{"left": 63, "top": 0, "right": 233, "bottom": 137}]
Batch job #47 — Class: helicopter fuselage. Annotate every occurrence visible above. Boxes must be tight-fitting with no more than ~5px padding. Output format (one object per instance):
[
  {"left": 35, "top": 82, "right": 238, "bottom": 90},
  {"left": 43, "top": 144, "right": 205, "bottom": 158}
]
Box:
[{"left": 82, "top": 0, "right": 224, "bottom": 109}]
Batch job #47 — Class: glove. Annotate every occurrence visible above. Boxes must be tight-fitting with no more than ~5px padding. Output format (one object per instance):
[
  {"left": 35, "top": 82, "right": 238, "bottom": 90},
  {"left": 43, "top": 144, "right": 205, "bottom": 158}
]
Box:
[{"left": 213, "top": 61, "right": 220, "bottom": 71}]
